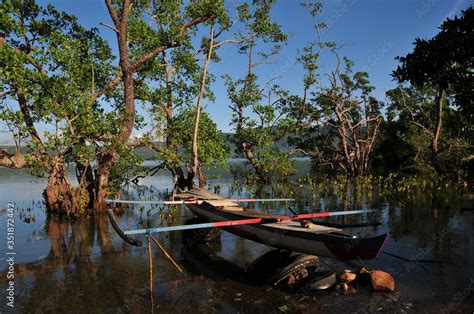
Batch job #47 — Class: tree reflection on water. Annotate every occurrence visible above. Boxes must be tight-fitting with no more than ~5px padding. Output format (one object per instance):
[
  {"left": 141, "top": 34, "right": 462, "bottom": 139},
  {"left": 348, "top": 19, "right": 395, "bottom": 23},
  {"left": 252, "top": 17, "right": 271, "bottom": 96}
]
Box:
[{"left": 0, "top": 175, "right": 472, "bottom": 313}]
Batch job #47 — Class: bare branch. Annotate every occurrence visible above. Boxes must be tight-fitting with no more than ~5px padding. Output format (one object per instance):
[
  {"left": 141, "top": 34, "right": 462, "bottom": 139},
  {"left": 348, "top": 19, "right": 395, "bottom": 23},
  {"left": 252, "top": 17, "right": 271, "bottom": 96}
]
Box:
[
  {"left": 228, "top": 105, "right": 240, "bottom": 115},
  {"left": 213, "top": 39, "right": 242, "bottom": 48},
  {"left": 289, "top": 148, "right": 317, "bottom": 157},
  {"left": 398, "top": 86, "right": 432, "bottom": 136},
  {"left": 100, "top": 22, "right": 119, "bottom": 33}
]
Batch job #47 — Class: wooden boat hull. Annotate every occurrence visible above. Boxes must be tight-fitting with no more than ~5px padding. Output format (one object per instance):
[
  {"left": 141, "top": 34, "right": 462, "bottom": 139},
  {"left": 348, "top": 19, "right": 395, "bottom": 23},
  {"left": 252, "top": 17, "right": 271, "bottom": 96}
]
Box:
[{"left": 186, "top": 202, "right": 388, "bottom": 260}]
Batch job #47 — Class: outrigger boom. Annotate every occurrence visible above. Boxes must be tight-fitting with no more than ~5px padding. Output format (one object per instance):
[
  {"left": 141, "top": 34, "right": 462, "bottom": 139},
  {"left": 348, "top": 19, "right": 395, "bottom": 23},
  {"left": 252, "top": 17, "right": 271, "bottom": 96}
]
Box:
[
  {"left": 124, "top": 209, "right": 374, "bottom": 235},
  {"left": 106, "top": 198, "right": 295, "bottom": 205}
]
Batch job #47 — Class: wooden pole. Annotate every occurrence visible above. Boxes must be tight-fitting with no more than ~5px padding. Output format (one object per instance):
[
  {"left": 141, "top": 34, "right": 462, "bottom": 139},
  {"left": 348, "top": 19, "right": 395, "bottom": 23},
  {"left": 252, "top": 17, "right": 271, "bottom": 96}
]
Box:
[
  {"left": 149, "top": 235, "right": 183, "bottom": 273},
  {"left": 147, "top": 236, "right": 153, "bottom": 297},
  {"left": 105, "top": 198, "right": 295, "bottom": 205},
  {"left": 125, "top": 209, "right": 375, "bottom": 235}
]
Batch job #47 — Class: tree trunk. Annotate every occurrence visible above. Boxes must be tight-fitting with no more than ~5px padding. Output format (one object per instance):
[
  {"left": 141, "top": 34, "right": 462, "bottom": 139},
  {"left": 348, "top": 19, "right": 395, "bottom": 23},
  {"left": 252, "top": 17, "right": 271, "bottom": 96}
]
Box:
[
  {"left": 174, "top": 166, "right": 194, "bottom": 192},
  {"left": 93, "top": 150, "right": 119, "bottom": 211},
  {"left": 96, "top": 0, "right": 135, "bottom": 210},
  {"left": 198, "top": 163, "right": 206, "bottom": 188},
  {"left": 431, "top": 87, "right": 445, "bottom": 174},
  {"left": 242, "top": 142, "right": 268, "bottom": 183},
  {"left": 43, "top": 160, "right": 85, "bottom": 217},
  {"left": 191, "top": 25, "right": 214, "bottom": 175},
  {"left": 76, "top": 162, "right": 95, "bottom": 209}
]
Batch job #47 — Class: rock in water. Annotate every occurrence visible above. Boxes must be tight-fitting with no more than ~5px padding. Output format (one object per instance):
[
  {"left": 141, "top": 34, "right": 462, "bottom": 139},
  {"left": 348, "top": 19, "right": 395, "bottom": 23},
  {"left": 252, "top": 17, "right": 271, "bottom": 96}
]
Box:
[
  {"left": 337, "top": 282, "right": 356, "bottom": 294},
  {"left": 369, "top": 270, "right": 395, "bottom": 292},
  {"left": 340, "top": 271, "right": 357, "bottom": 283}
]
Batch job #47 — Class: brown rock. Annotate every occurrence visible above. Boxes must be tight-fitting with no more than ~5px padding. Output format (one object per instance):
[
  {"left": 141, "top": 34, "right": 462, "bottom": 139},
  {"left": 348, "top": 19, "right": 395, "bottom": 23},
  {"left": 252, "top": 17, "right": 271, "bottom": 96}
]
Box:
[
  {"left": 337, "top": 283, "right": 357, "bottom": 294},
  {"left": 369, "top": 270, "right": 395, "bottom": 292},
  {"left": 340, "top": 272, "right": 357, "bottom": 283}
]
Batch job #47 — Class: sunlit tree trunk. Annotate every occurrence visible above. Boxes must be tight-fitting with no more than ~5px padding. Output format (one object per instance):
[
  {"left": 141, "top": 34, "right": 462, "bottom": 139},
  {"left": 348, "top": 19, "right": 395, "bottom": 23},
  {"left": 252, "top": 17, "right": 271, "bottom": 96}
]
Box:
[
  {"left": 191, "top": 24, "right": 215, "bottom": 186},
  {"left": 431, "top": 87, "right": 445, "bottom": 174},
  {"left": 44, "top": 159, "right": 85, "bottom": 217}
]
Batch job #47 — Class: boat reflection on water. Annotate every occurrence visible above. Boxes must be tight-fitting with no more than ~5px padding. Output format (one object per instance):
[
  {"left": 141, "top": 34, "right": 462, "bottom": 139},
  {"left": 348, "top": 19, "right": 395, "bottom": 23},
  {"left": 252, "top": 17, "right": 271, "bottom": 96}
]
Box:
[
  {"left": 181, "top": 238, "right": 245, "bottom": 283},
  {"left": 181, "top": 230, "right": 336, "bottom": 292},
  {"left": 0, "top": 166, "right": 473, "bottom": 313}
]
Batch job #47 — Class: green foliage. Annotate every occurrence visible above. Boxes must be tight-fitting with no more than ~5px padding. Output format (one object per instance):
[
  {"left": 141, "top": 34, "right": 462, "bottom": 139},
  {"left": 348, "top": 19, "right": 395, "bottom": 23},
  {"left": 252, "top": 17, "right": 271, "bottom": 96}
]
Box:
[
  {"left": 376, "top": 84, "right": 472, "bottom": 179},
  {"left": 171, "top": 109, "right": 228, "bottom": 167},
  {"left": 390, "top": 7, "right": 473, "bottom": 179},
  {"left": 108, "top": 143, "right": 144, "bottom": 196},
  {"left": 129, "top": 0, "right": 230, "bottom": 180},
  {"left": 0, "top": 1, "right": 117, "bottom": 171},
  {"left": 251, "top": 148, "right": 294, "bottom": 181},
  {"left": 393, "top": 7, "right": 473, "bottom": 116},
  {"left": 224, "top": 0, "right": 291, "bottom": 182}
]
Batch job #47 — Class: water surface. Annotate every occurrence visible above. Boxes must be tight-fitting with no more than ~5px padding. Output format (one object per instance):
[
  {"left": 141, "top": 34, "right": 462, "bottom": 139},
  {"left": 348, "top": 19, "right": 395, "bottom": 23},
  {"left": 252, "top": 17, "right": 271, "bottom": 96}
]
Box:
[{"left": 0, "top": 163, "right": 473, "bottom": 313}]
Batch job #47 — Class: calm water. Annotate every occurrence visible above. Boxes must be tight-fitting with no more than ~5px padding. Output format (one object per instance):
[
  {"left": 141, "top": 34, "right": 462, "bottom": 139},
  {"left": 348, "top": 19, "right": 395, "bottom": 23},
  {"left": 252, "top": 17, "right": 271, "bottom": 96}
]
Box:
[{"left": 0, "top": 161, "right": 473, "bottom": 313}]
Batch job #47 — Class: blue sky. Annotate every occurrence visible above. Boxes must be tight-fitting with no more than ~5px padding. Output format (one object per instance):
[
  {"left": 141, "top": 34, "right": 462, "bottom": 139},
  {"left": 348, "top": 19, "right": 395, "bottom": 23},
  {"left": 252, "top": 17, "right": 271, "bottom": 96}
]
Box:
[{"left": 1, "top": 0, "right": 471, "bottom": 143}]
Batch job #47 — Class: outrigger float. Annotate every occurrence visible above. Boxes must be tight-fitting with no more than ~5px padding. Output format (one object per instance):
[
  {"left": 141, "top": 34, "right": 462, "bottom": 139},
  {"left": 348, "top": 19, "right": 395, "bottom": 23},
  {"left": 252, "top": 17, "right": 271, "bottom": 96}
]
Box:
[{"left": 107, "top": 188, "right": 388, "bottom": 260}]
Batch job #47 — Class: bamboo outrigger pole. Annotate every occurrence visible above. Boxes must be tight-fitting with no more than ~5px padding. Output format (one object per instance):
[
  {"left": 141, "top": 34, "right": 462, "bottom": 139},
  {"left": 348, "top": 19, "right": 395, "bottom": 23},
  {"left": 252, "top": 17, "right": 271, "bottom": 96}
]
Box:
[
  {"left": 124, "top": 209, "right": 374, "bottom": 235},
  {"left": 105, "top": 198, "right": 295, "bottom": 205},
  {"left": 149, "top": 235, "right": 183, "bottom": 273}
]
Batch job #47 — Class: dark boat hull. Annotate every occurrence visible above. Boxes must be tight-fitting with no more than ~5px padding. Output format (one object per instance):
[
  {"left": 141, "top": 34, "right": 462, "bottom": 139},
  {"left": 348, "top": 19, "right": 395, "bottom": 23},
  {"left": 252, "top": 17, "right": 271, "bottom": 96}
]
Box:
[{"left": 186, "top": 202, "right": 388, "bottom": 260}]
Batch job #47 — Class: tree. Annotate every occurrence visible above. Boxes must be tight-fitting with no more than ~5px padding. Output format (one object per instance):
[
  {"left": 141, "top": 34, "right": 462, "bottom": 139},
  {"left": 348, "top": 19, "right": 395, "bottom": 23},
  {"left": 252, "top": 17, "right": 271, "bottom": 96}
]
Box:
[
  {"left": 376, "top": 84, "right": 471, "bottom": 178},
  {"left": 375, "top": 85, "right": 440, "bottom": 175},
  {"left": 286, "top": 2, "right": 382, "bottom": 177},
  {"left": 224, "top": 0, "right": 291, "bottom": 183},
  {"left": 172, "top": 109, "right": 228, "bottom": 189},
  {"left": 129, "top": 0, "right": 232, "bottom": 191},
  {"left": 190, "top": 10, "right": 236, "bottom": 188},
  {"left": 0, "top": 0, "right": 218, "bottom": 217},
  {"left": 393, "top": 7, "right": 474, "bottom": 175},
  {"left": 0, "top": 2, "right": 116, "bottom": 216},
  {"left": 101, "top": 0, "right": 220, "bottom": 202},
  {"left": 292, "top": 57, "right": 382, "bottom": 176}
]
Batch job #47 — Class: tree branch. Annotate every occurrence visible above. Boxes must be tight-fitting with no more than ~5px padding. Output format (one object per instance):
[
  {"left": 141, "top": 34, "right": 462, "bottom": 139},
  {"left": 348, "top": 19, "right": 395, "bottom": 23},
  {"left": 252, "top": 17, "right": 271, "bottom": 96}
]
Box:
[
  {"left": 93, "top": 15, "right": 212, "bottom": 99},
  {"left": 105, "top": 0, "right": 120, "bottom": 26},
  {"left": 99, "top": 22, "right": 119, "bottom": 33},
  {"left": 213, "top": 39, "right": 242, "bottom": 48}
]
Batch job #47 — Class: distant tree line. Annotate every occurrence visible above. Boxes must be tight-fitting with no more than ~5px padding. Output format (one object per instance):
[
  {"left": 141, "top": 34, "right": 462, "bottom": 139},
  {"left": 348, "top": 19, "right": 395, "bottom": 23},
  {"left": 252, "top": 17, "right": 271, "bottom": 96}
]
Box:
[{"left": 0, "top": 1, "right": 472, "bottom": 218}]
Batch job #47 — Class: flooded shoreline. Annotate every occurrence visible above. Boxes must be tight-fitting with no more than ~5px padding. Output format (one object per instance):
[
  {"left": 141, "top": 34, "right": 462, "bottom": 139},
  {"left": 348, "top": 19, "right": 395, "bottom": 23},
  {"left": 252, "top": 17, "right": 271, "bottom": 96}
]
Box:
[{"left": 0, "top": 164, "right": 473, "bottom": 313}]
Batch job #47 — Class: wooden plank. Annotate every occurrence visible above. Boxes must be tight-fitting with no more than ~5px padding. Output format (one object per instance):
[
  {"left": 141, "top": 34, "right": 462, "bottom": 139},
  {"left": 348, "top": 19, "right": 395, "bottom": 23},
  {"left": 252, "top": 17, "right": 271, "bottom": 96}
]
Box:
[
  {"left": 204, "top": 200, "right": 239, "bottom": 207},
  {"left": 265, "top": 221, "right": 343, "bottom": 234},
  {"left": 124, "top": 209, "right": 374, "bottom": 235},
  {"left": 221, "top": 206, "right": 244, "bottom": 212}
]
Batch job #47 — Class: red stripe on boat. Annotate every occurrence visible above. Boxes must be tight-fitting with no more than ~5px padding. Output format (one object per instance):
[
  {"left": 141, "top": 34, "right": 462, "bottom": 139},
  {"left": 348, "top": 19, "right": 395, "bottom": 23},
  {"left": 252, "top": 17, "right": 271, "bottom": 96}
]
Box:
[{"left": 212, "top": 218, "right": 263, "bottom": 227}]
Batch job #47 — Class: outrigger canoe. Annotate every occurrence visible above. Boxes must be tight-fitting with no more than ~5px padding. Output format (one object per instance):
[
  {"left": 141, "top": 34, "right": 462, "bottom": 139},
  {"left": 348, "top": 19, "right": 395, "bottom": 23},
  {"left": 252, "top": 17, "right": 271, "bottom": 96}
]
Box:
[{"left": 176, "top": 189, "right": 388, "bottom": 260}]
